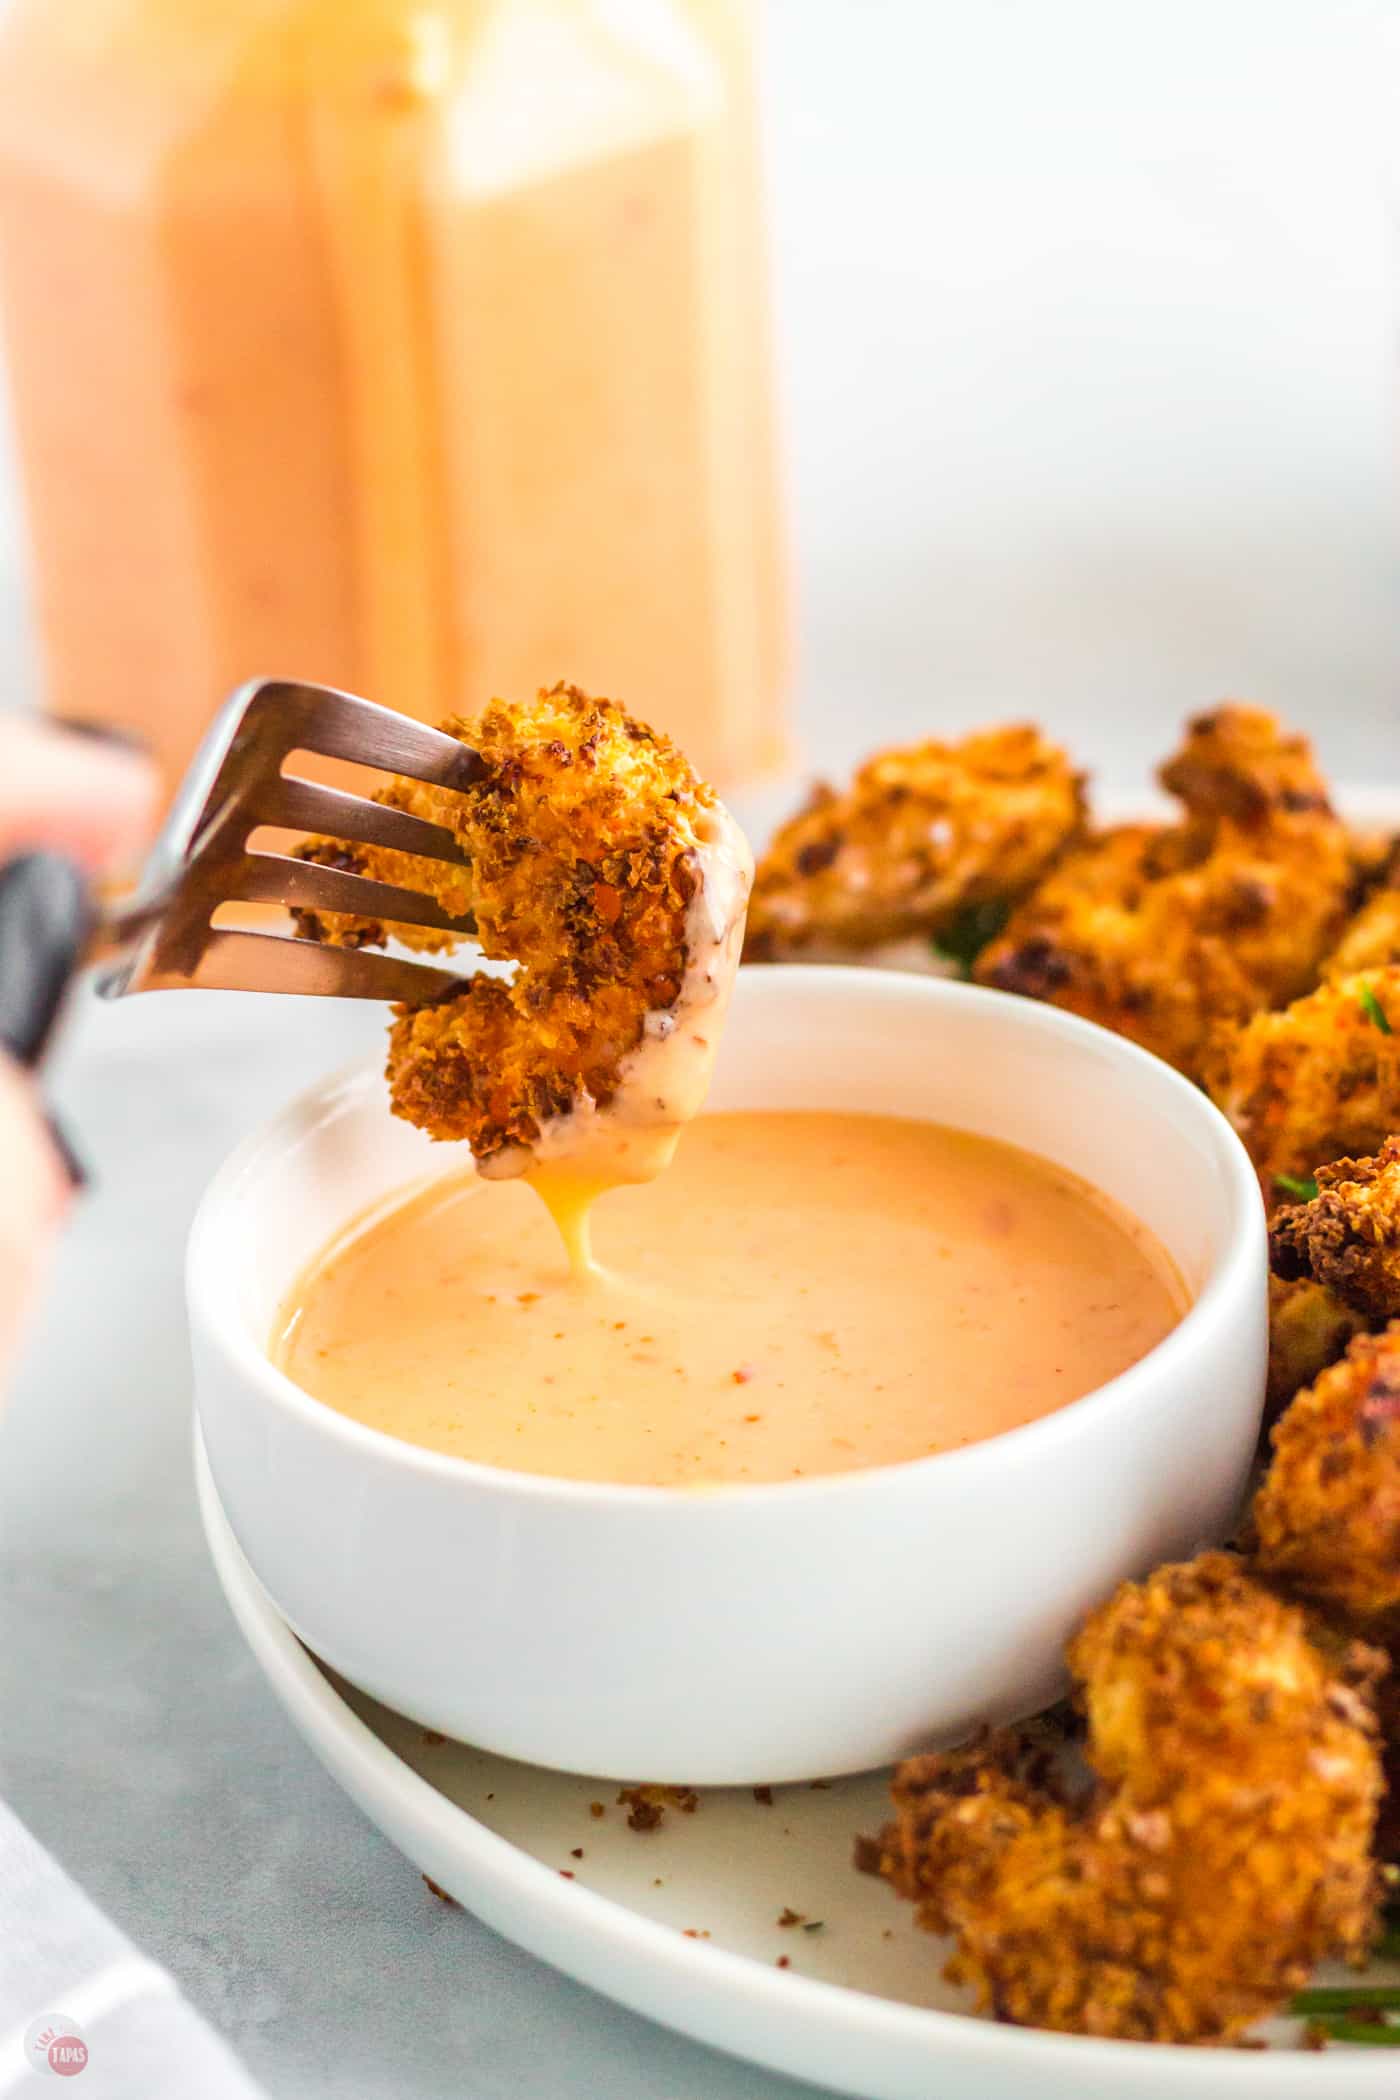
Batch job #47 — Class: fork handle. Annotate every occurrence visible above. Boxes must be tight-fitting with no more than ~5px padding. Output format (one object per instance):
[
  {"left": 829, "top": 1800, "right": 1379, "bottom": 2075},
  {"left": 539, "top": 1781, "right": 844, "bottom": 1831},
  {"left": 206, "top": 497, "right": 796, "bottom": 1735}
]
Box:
[{"left": 0, "top": 852, "right": 92, "bottom": 1067}]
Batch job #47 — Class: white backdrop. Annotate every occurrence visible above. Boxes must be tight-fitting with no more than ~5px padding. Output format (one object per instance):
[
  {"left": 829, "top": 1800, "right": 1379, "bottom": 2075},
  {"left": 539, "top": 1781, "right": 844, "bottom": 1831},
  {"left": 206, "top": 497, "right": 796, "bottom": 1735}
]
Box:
[{"left": 1, "top": 0, "right": 1397, "bottom": 796}]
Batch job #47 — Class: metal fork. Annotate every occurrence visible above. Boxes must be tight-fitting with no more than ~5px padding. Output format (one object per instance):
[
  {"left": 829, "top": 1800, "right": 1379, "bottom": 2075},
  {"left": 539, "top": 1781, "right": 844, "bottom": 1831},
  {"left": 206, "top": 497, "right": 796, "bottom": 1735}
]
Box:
[{"left": 97, "top": 679, "right": 484, "bottom": 1002}]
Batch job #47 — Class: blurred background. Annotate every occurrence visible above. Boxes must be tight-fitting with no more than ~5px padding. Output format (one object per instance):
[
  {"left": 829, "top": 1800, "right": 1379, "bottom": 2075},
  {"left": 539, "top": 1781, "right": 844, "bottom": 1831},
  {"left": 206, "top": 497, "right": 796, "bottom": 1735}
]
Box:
[{"left": 0, "top": 0, "right": 1397, "bottom": 806}]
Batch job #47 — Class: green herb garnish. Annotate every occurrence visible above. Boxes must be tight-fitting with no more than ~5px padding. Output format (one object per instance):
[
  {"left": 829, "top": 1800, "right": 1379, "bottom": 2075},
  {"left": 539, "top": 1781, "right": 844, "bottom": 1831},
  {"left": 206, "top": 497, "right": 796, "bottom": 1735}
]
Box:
[
  {"left": 1360, "top": 983, "right": 1394, "bottom": 1033},
  {"left": 1302, "top": 2016, "right": 1400, "bottom": 2046},
  {"left": 931, "top": 899, "right": 1011, "bottom": 979},
  {"left": 802, "top": 1920, "right": 825, "bottom": 1934},
  {"left": 1292, "top": 1982, "right": 1400, "bottom": 2046},
  {"left": 1291, "top": 1986, "right": 1400, "bottom": 2013},
  {"left": 1274, "top": 1173, "right": 1319, "bottom": 1203}
]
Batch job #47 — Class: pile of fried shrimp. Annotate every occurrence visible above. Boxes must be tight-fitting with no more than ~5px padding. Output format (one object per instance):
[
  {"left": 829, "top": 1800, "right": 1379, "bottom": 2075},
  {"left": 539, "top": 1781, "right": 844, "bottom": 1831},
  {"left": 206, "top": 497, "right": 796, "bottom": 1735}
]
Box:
[
  {"left": 751, "top": 699, "right": 1400, "bottom": 2047},
  {"left": 298, "top": 687, "right": 1400, "bottom": 2045}
]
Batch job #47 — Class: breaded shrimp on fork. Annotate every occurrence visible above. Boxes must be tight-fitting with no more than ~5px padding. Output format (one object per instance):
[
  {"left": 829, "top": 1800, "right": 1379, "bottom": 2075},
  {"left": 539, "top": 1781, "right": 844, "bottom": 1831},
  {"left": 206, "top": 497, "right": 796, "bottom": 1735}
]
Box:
[{"left": 293, "top": 683, "right": 752, "bottom": 1179}]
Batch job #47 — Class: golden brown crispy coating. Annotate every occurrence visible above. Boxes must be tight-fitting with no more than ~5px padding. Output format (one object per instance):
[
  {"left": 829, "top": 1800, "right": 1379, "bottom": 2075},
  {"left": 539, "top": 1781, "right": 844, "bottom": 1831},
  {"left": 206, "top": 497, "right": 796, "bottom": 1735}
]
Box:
[
  {"left": 1253, "top": 1325, "right": 1400, "bottom": 1629},
  {"left": 1208, "top": 968, "right": 1400, "bottom": 1199},
  {"left": 1328, "top": 886, "right": 1400, "bottom": 980},
  {"left": 876, "top": 1554, "right": 1383, "bottom": 2044},
  {"left": 1345, "top": 829, "right": 1400, "bottom": 906},
  {"left": 1154, "top": 704, "right": 1335, "bottom": 825},
  {"left": 292, "top": 840, "right": 390, "bottom": 950},
  {"left": 1252, "top": 1294, "right": 1400, "bottom": 1860},
  {"left": 1266, "top": 1273, "right": 1369, "bottom": 1420},
  {"left": 1375, "top": 1671, "right": 1400, "bottom": 1863},
  {"left": 975, "top": 706, "right": 1351, "bottom": 1084},
  {"left": 976, "top": 820, "right": 1260, "bottom": 1077},
  {"left": 1271, "top": 1138, "right": 1400, "bottom": 1324},
  {"left": 1331, "top": 830, "right": 1400, "bottom": 966},
  {"left": 296, "top": 684, "right": 739, "bottom": 1162},
  {"left": 742, "top": 725, "right": 1084, "bottom": 961}
]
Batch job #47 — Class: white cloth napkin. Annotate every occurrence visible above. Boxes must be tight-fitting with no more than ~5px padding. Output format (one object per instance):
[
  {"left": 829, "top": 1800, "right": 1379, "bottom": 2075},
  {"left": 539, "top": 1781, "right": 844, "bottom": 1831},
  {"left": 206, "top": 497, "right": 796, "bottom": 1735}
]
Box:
[{"left": 0, "top": 1798, "right": 265, "bottom": 2097}]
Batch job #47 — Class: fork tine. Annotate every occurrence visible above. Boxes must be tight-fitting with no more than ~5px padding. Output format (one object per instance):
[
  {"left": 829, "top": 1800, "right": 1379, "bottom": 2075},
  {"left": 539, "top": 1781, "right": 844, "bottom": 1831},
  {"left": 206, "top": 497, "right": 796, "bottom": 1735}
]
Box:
[
  {"left": 127, "top": 928, "right": 466, "bottom": 1002},
  {"left": 236, "top": 851, "right": 475, "bottom": 936},
  {"left": 258, "top": 773, "right": 471, "bottom": 868},
  {"left": 100, "top": 677, "right": 491, "bottom": 1004},
  {"left": 242, "top": 680, "right": 485, "bottom": 790}
]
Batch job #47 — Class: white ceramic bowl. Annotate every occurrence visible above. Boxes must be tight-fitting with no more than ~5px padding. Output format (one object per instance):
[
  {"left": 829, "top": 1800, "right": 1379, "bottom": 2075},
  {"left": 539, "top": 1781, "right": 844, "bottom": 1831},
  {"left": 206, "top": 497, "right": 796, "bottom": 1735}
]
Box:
[{"left": 188, "top": 966, "right": 1267, "bottom": 1784}]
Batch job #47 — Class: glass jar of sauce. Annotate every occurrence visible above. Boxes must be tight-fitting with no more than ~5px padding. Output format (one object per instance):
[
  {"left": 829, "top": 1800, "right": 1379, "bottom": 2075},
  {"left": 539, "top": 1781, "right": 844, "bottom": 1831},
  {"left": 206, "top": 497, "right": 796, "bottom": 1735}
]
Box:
[{"left": 0, "top": 0, "right": 787, "bottom": 792}]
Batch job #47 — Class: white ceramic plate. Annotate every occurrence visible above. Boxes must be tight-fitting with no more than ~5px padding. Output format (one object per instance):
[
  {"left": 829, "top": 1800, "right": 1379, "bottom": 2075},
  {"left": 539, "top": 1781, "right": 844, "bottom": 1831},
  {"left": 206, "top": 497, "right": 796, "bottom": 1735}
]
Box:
[
  {"left": 199, "top": 782, "right": 1400, "bottom": 2092},
  {"left": 196, "top": 1433, "right": 1400, "bottom": 2099}
]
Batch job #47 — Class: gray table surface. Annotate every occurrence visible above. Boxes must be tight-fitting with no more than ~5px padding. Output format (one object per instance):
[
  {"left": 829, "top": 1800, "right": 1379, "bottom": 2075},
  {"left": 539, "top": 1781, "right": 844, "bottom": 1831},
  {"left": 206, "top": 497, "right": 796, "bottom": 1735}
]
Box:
[{"left": 3, "top": 2, "right": 1400, "bottom": 2093}]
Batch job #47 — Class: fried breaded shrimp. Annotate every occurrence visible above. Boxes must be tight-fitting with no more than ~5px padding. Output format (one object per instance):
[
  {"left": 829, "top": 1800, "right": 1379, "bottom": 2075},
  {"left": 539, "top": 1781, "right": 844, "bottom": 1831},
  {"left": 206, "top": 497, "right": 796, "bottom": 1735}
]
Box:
[
  {"left": 1345, "top": 829, "right": 1400, "bottom": 906},
  {"left": 1208, "top": 968, "right": 1400, "bottom": 1198},
  {"left": 874, "top": 1554, "right": 1383, "bottom": 2044},
  {"left": 1267, "top": 1273, "right": 1369, "bottom": 1419},
  {"left": 742, "top": 725, "right": 1084, "bottom": 962},
  {"left": 1375, "top": 1675, "right": 1400, "bottom": 1865},
  {"left": 975, "top": 707, "right": 1350, "bottom": 1083},
  {"left": 1271, "top": 1138, "right": 1400, "bottom": 1324},
  {"left": 1250, "top": 1305, "right": 1400, "bottom": 1860},
  {"left": 1253, "top": 1325, "right": 1400, "bottom": 1628},
  {"left": 295, "top": 684, "right": 752, "bottom": 1171},
  {"left": 1327, "top": 885, "right": 1400, "bottom": 980},
  {"left": 292, "top": 840, "right": 393, "bottom": 951},
  {"left": 976, "top": 819, "right": 1263, "bottom": 1077},
  {"left": 1327, "top": 831, "right": 1400, "bottom": 974}
]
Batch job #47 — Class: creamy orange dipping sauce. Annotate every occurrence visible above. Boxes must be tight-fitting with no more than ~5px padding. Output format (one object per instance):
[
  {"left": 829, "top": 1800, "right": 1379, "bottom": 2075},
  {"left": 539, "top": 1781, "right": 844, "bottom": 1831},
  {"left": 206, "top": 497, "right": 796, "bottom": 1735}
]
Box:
[{"left": 272, "top": 1111, "right": 1186, "bottom": 1488}]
